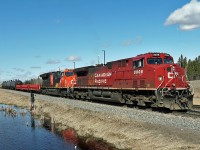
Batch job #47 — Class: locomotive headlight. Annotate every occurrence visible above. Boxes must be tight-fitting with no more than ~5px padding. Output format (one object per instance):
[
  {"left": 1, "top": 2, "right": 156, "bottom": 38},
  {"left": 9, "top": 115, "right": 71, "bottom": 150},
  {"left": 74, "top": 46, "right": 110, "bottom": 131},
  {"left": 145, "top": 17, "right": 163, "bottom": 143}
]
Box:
[
  {"left": 158, "top": 76, "right": 163, "bottom": 81},
  {"left": 172, "top": 66, "right": 175, "bottom": 72}
]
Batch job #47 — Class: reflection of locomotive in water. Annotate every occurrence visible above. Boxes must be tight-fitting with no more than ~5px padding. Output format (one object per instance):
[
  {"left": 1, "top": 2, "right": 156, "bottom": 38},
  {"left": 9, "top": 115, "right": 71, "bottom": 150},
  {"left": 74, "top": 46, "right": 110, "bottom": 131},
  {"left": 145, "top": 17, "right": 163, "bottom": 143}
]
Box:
[
  {"left": 1, "top": 52, "right": 193, "bottom": 110},
  {"left": 39, "top": 52, "right": 193, "bottom": 110}
]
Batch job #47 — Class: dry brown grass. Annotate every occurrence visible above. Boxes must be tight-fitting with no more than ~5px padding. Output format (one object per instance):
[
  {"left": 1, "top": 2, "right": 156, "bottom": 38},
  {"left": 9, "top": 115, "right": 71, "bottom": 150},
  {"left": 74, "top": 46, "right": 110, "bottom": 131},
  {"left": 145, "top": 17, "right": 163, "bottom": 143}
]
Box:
[
  {"left": 190, "top": 80, "right": 200, "bottom": 98},
  {"left": 189, "top": 80, "right": 200, "bottom": 105}
]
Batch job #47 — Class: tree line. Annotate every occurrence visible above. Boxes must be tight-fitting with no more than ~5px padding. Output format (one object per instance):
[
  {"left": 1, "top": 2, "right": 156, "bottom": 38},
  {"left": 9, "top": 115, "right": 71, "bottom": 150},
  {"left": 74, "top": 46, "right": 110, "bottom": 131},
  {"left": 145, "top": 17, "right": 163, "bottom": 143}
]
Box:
[
  {"left": 24, "top": 78, "right": 42, "bottom": 84},
  {"left": 177, "top": 54, "right": 200, "bottom": 81}
]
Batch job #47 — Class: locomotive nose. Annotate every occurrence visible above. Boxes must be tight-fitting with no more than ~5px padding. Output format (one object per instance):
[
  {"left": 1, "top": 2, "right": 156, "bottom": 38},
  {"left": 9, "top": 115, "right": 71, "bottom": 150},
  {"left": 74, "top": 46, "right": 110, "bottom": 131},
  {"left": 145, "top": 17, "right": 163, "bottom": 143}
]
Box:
[
  {"left": 165, "top": 64, "right": 187, "bottom": 88},
  {"left": 166, "top": 65, "right": 177, "bottom": 79}
]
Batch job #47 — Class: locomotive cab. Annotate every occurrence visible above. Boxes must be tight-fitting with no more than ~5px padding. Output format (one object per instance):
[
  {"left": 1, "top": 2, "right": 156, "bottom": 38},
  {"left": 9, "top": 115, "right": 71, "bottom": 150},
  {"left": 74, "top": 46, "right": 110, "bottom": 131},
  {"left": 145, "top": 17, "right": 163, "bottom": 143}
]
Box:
[
  {"left": 143, "top": 53, "right": 193, "bottom": 110},
  {"left": 60, "top": 69, "right": 76, "bottom": 88}
]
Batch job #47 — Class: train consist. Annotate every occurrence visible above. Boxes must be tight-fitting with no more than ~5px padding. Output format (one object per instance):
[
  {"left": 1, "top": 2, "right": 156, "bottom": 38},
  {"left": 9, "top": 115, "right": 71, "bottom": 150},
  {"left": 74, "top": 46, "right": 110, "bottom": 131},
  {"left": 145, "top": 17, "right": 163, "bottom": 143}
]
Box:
[{"left": 1, "top": 52, "right": 194, "bottom": 110}]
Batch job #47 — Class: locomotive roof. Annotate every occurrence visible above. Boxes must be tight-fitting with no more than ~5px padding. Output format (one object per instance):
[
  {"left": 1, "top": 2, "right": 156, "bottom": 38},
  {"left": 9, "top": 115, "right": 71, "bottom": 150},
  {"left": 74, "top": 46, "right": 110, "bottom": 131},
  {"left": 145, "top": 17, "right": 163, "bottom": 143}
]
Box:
[
  {"left": 136, "top": 52, "right": 171, "bottom": 57},
  {"left": 40, "top": 71, "right": 61, "bottom": 77},
  {"left": 74, "top": 65, "right": 95, "bottom": 73},
  {"left": 106, "top": 52, "right": 171, "bottom": 64}
]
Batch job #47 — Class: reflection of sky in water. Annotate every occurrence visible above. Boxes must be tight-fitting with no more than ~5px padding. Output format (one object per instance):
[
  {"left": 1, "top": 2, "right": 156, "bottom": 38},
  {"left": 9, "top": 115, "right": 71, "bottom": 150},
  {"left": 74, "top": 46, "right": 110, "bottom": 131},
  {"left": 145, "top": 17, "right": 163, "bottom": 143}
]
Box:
[{"left": 0, "top": 105, "right": 77, "bottom": 150}]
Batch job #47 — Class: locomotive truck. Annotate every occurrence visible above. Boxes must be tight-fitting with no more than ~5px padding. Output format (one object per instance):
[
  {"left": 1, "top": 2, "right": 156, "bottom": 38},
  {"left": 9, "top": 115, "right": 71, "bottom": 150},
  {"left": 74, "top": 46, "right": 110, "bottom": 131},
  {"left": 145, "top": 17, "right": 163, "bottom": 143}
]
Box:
[{"left": 39, "top": 52, "right": 193, "bottom": 110}]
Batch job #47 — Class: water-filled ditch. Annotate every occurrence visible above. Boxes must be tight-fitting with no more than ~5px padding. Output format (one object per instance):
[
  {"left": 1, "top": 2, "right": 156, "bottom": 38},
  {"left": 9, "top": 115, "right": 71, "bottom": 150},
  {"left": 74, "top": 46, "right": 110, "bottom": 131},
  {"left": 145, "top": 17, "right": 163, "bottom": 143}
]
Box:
[{"left": 0, "top": 104, "right": 116, "bottom": 150}]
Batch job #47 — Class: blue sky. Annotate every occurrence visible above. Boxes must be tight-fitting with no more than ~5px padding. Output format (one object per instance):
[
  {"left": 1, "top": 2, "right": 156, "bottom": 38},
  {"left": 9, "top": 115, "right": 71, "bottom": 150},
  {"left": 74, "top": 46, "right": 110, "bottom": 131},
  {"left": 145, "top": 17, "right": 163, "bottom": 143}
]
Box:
[{"left": 0, "top": 0, "right": 200, "bottom": 82}]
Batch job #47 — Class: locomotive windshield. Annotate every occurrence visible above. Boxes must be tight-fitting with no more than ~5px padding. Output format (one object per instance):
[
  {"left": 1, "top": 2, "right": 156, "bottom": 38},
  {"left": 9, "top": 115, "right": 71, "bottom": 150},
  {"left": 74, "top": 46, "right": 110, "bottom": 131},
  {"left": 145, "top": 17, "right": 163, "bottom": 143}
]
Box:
[
  {"left": 147, "top": 58, "right": 162, "bottom": 64},
  {"left": 65, "top": 72, "right": 74, "bottom": 77},
  {"left": 147, "top": 57, "right": 173, "bottom": 65},
  {"left": 164, "top": 57, "right": 173, "bottom": 64}
]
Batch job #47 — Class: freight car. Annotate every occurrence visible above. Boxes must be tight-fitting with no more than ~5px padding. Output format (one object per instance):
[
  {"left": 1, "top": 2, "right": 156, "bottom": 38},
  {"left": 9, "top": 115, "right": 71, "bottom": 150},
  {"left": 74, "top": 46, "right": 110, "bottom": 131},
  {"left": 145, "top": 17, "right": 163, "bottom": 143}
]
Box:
[
  {"left": 16, "top": 84, "right": 41, "bottom": 93},
  {"left": 2, "top": 80, "right": 22, "bottom": 90},
  {"left": 39, "top": 52, "right": 193, "bottom": 110}
]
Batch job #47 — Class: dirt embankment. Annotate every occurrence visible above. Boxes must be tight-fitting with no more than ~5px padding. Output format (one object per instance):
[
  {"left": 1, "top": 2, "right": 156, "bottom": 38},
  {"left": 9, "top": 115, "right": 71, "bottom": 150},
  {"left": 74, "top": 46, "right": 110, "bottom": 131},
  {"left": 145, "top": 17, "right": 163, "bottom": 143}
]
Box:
[
  {"left": 1, "top": 89, "right": 200, "bottom": 150},
  {"left": 190, "top": 80, "right": 200, "bottom": 98},
  {"left": 189, "top": 80, "right": 200, "bottom": 105}
]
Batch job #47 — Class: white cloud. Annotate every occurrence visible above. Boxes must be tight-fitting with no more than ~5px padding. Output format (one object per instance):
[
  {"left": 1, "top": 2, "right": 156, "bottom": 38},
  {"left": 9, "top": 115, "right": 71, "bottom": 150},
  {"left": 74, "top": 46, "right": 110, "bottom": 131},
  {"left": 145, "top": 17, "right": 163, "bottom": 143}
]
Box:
[
  {"left": 30, "top": 66, "right": 41, "bottom": 69},
  {"left": 66, "top": 56, "right": 81, "bottom": 61},
  {"left": 165, "top": 0, "right": 200, "bottom": 31},
  {"left": 46, "top": 59, "right": 60, "bottom": 64}
]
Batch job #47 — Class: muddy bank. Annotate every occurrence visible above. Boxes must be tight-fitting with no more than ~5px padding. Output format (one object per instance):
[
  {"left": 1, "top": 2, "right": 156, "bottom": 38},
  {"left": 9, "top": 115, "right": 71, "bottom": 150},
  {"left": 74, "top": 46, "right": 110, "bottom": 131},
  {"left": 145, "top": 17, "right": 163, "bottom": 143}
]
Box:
[{"left": 1, "top": 89, "right": 200, "bottom": 150}]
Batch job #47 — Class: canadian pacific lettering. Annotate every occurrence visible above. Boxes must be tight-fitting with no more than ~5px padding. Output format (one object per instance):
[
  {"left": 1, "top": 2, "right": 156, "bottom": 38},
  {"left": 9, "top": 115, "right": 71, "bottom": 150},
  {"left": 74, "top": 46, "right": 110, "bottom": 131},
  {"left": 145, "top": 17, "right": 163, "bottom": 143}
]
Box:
[{"left": 95, "top": 72, "right": 112, "bottom": 78}]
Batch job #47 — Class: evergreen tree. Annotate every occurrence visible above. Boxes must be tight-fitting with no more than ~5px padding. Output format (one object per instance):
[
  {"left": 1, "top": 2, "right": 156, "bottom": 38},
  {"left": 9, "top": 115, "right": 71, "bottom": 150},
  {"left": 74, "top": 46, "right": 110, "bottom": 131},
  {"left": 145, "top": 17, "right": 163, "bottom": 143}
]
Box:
[
  {"left": 177, "top": 54, "right": 184, "bottom": 67},
  {"left": 186, "top": 56, "right": 200, "bottom": 80},
  {"left": 177, "top": 54, "right": 187, "bottom": 69},
  {"left": 183, "top": 57, "right": 187, "bottom": 69}
]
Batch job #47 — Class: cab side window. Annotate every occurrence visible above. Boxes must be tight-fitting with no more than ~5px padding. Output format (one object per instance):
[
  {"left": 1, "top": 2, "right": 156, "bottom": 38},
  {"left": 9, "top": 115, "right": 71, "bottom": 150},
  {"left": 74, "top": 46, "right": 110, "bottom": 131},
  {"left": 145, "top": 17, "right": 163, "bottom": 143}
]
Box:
[{"left": 133, "top": 59, "right": 144, "bottom": 68}]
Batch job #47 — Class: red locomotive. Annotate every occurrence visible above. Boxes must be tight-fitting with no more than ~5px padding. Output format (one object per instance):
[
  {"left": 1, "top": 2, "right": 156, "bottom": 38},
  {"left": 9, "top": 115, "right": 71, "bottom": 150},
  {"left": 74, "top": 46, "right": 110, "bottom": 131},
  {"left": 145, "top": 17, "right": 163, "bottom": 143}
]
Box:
[
  {"left": 39, "top": 52, "right": 193, "bottom": 110},
  {"left": 39, "top": 69, "right": 76, "bottom": 96}
]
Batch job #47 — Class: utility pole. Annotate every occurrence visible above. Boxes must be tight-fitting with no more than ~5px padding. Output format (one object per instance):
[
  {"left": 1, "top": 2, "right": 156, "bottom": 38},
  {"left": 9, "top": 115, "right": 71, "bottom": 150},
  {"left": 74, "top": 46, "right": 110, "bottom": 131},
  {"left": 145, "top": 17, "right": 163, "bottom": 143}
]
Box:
[
  {"left": 102, "top": 50, "right": 105, "bottom": 65},
  {"left": 73, "top": 62, "right": 75, "bottom": 69}
]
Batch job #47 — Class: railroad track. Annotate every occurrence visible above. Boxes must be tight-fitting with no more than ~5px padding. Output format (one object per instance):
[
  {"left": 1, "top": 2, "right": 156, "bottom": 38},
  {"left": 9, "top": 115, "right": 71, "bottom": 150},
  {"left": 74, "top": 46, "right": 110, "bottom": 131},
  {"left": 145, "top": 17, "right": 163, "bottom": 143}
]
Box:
[
  {"left": 170, "top": 108, "right": 200, "bottom": 118},
  {"left": 192, "top": 105, "right": 200, "bottom": 109},
  {"left": 184, "top": 105, "right": 200, "bottom": 117},
  {"left": 186, "top": 109, "right": 200, "bottom": 117}
]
